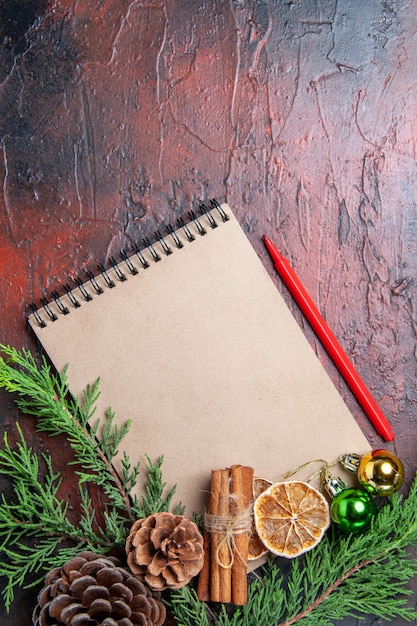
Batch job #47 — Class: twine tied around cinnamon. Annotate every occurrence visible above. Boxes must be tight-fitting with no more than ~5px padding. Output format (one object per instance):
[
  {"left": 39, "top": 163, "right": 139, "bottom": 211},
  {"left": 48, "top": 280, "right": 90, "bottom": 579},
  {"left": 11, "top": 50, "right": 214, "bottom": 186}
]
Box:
[{"left": 204, "top": 494, "right": 253, "bottom": 569}]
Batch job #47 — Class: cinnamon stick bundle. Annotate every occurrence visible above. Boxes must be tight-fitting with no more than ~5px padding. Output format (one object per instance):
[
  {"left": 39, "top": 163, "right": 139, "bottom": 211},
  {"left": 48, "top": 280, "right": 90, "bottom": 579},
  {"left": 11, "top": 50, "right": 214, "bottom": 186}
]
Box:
[{"left": 197, "top": 465, "right": 253, "bottom": 605}]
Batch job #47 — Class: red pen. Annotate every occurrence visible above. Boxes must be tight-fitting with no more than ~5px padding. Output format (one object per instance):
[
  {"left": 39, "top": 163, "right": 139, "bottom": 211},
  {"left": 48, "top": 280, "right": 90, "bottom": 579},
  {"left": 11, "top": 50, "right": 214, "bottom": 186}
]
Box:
[{"left": 263, "top": 235, "right": 394, "bottom": 442}]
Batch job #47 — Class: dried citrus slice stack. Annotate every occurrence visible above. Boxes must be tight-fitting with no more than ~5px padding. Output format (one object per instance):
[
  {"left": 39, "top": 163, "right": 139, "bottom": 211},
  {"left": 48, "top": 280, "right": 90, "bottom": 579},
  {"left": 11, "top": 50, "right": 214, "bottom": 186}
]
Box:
[
  {"left": 248, "top": 477, "right": 272, "bottom": 561},
  {"left": 254, "top": 480, "right": 330, "bottom": 558}
]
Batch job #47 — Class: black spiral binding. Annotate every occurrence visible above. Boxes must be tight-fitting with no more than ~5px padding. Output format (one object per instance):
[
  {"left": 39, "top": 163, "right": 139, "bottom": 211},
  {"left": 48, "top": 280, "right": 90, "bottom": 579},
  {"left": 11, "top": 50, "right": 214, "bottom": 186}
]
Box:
[
  {"left": 64, "top": 284, "right": 81, "bottom": 308},
  {"left": 29, "top": 199, "right": 229, "bottom": 328}
]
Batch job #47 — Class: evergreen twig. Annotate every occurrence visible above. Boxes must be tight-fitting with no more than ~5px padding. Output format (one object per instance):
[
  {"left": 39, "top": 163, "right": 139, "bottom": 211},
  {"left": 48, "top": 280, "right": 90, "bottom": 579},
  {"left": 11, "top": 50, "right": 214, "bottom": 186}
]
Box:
[
  {"left": 0, "top": 345, "right": 136, "bottom": 518},
  {"left": 0, "top": 345, "right": 177, "bottom": 609},
  {"left": 0, "top": 424, "right": 114, "bottom": 609}
]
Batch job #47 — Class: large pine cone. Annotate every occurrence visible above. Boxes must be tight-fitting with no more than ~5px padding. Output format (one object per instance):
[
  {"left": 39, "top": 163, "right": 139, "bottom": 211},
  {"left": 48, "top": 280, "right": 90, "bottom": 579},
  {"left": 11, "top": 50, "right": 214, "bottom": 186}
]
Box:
[
  {"left": 32, "top": 551, "right": 166, "bottom": 626},
  {"left": 126, "top": 512, "right": 204, "bottom": 591}
]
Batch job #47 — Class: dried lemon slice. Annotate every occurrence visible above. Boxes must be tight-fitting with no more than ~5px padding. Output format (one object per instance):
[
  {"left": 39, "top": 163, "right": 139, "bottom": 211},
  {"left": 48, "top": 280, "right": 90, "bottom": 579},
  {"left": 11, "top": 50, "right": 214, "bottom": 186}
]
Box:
[
  {"left": 248, "top": 478, "right": 272, "bottom": 561},
  {"left": 254, "top": 480, "right": 330, "bottom": 558}
]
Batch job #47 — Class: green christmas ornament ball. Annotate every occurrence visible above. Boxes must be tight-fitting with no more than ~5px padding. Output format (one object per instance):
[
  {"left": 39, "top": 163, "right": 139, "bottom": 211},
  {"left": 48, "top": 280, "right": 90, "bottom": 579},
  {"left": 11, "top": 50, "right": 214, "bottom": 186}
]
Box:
[
  {"left": 330, "top": 488, "right": 377, "bottom": 533},
  {"left": 357, "top": 449, "right": 405, "bottom": 496}
]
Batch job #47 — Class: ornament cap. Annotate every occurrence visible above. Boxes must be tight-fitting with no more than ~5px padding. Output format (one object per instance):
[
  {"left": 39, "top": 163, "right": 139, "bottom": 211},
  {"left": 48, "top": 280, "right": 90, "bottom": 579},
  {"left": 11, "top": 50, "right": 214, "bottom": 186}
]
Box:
[
  {"left": 323, "top": 474, "right": 349, "bottom": 498},
  {"left": 339, "top": 453, "right": 361, "bottom": 473}
]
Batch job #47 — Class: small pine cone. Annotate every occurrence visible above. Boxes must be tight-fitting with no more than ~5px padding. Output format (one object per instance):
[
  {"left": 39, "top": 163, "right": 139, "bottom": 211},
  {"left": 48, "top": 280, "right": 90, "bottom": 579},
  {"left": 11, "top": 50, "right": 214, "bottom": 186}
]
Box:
[
  {"left": 32, "top": 551, "right": 166, "bottom": 626},
  {"left": 126, "top": 512, "right": 204, "bottom": 591}
]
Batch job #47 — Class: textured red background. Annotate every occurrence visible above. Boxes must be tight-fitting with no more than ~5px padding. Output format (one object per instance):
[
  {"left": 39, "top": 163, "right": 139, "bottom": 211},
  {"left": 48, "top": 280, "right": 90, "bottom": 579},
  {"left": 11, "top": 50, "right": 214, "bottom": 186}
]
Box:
[{"left": 1, "top": 1, "right": 416, "bottom": 624}]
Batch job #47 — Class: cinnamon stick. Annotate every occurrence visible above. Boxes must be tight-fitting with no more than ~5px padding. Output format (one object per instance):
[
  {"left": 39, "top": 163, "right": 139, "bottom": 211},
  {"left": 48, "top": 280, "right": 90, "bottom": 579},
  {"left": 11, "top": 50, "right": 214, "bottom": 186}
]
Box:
[
  {"left": 230, "top": 464, "right": 254, "bottom": 605},
  {"left": 209, "top": 468, "right": 232, "bottom": 602},
  {"left": 207, "top": 468, "right": 222, "bottom": 602},
  {"left": 198, "top": 468, "right": 230, "bottom": 603},
  {"left": 197, "top": 532, "right": 211, "bottom": 601},
  {"left": 217, "top": 468, "right": 232, "bottom": 603}
]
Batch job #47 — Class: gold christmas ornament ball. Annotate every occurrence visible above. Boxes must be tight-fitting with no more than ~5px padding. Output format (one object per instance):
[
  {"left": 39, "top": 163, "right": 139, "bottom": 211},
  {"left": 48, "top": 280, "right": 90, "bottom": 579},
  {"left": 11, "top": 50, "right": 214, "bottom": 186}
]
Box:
[{"left": 357, "top": 449, "right": 405, "bottom": 496}]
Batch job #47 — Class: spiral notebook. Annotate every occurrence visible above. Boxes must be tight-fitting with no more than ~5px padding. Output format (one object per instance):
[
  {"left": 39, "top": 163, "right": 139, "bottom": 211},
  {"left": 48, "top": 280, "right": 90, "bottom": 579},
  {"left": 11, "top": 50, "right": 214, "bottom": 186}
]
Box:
[{"left": 28, "top": 202, "right": 369, "bottom": 516}]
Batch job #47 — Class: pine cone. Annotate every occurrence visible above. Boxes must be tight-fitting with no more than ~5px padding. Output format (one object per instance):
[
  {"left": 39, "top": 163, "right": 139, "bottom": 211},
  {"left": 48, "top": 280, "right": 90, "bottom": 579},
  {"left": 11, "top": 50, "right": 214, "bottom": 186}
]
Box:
[
  {"left": 126, "top": 512, "right": 204, "bottom": 591},
  {"left": 32, "top": 551, "right": 166, "bottom": 626}
]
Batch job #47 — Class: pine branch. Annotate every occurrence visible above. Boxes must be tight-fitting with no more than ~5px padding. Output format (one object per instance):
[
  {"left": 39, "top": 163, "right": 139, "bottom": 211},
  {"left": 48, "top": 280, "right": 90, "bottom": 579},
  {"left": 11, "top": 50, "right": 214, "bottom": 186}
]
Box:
[
  {"left": 0, "top": 424, "right": 121, "bottom": 610},
  {"left": 0, "top": 345, "right": 175, "bottom": 520},
  {"left": 131, "top": 454, "right": 182, "bottom": 519},
  {"left": 0, "top": 536, "right": 88, "bottom": 611},
  {"left": 0, "top": 345, "right": 137, "bottom": 519},
  {"left": 278, "top": 481, "right": 417, "bottom": 625},
  {"left": 0, "top": 344, "right": 179, "bottom": 611},
  {"left": 168, "top": 584, "right": 212, "bottom": 626}
]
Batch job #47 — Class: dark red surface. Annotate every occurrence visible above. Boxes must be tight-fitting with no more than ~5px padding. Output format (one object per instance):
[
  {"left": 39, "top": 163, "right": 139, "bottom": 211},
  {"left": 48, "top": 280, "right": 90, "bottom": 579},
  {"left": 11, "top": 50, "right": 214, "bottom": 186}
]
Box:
[{"left": 1, "top": 1, "right": 417, "bottom": 624}]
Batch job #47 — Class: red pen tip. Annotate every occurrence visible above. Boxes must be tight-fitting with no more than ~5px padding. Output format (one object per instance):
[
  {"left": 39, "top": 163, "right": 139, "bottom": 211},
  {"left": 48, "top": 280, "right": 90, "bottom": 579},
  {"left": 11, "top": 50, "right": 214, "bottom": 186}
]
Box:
[{"left": 263, "top": 234, "right": 285, "bottom": 265}]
